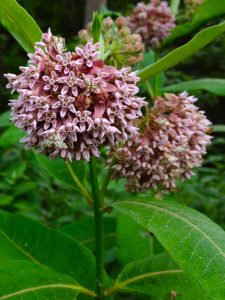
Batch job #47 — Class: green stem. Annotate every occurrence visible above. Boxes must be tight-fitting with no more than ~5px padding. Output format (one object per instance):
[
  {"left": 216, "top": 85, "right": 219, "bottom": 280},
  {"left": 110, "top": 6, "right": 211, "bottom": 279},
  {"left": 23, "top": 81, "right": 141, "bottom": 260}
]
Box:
[
  {"left": 89, "top": 157, "right": 104, "bottom": 300},
  {"left": 101, "top": 157, "right": 117, "bottom": 199},
  {"left": 65, "top": 161, "right": 93, "bottom": 206}
]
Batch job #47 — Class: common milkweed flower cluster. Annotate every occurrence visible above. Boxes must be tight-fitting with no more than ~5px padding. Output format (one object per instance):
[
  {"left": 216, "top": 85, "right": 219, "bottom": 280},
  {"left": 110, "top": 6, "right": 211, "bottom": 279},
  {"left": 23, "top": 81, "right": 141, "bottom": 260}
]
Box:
[
  {"left": 79, "top": 16, "right": 144, "bottom": 68},
  {"left": 127, "top": 0, "right": 175, "bottom": 48},
  {"left": 5, "top": 29, "right": 146, "bottom": 161},
  {"left": 184, "top": 0, "right": 204, "bottom": 16},
  {"left": 111, "top": 92, "right": 212, "bottom": 192}
]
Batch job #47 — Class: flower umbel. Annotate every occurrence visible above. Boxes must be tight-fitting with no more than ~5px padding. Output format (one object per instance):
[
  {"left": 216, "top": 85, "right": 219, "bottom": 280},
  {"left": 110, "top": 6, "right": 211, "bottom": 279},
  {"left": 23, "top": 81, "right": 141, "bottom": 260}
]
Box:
[
  {"left": 111, "top": 92, "right": 212, "bottom": 193},
  {"left": 79, "top": 16, "right": 144, "bottom": 68},
  {"left": 184, "top": 0, "right": 205, "bottom": 16},
  {"left": 127, "top": 0, "right": 175, "bottom": 48},
  {"left": 5, "top": 29, "right": 146, "bottom": 161}
]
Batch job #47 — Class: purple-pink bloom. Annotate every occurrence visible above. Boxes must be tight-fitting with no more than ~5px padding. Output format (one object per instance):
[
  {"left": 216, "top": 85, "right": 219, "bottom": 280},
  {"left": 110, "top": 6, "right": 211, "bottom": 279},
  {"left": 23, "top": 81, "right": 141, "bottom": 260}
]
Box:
[
  {"left": 5, "top": 29, "right": 146, "bottom": 161},
  {"left": 111, "top": 92, "right": 212, "bottom": 193},
  {"left": 127, "top": 0, "right": 175, "bottom": 48}
]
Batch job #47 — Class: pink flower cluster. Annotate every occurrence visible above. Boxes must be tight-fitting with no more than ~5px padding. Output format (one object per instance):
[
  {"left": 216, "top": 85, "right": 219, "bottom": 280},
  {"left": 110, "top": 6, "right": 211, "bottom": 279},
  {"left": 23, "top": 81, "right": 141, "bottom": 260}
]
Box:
[
  {"left": 184, "top": 0, "right": 204, "bottom": 15},
  {"left": 127, "top": 0, "right": 175, "bottom": 48},
  {"left": 111, "top": 92, "right": 211, "bottom": 192},
  {"left": 5, "top": 30, "right": 146, "bottom": 161}
]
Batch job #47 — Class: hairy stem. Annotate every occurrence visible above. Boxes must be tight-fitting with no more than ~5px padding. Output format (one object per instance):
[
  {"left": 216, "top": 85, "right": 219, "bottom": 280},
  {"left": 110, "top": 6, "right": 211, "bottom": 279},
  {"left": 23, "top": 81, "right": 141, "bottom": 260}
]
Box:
[{"left": 89, "top": 157, "right": 104, "bottom": 300}]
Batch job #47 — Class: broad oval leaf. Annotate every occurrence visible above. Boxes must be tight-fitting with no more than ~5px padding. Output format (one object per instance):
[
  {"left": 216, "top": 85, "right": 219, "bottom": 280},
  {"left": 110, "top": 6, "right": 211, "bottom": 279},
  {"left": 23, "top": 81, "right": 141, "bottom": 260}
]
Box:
[
  {"left": 0, "top": 0, "right": 42, "bottom": 53},
  {"left": 113, "top": 199, "right": 225, "bottom": 299},
  {"left": 138, "top": 22, "right": 225, "bottom": 84},
  {"left": 162, "top": 79, "right": 225, "bottom": 96},
  {"left": 168, "top": 0, "right": 225, "bottom": 43},
  {"left": 0, "top": 210, "right": 96, "bottom": 291},
  {"left": 0, "top": 260, "right": 95, "bottom": 300}
]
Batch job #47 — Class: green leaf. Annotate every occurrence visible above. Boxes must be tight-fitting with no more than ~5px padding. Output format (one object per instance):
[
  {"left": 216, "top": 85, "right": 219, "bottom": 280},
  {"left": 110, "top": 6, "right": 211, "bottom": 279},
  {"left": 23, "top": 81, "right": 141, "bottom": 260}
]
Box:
[
  {"left": 170, "top": 0, "right": 181, "bottom": 16},
  {"left": 138, "top": 22, "right": 225, "bottom": 84},
  {"left": 92, "top": 12, "right": 102, "bottom": 43},
  {"left": 213, "top": 125, "right": 225, "bottom": 133},
  {"left": 162, "top": 79, "right": 225, "bottom": 96},
  {"left": 0, "top": 195, "right": 13, "bottom": 206},
  {"left": 0, "top": 111, "right": 10, "bottom": 128},
  {"left": 0, "top": 260, "right": 93, "bottom": 299},
  {"left": 117, "top": 215, "right": 154, "bottom": 265},
  {"left": 12, "top": 181, "right": 37, "bottom": 197},
  {"left": 168, "top": 0, "right": 225, "bottom": 43},
  {"left": 113, "top": 252, "right": 208, "bottom": 299},
  {"left": 0, "top": 210, "right": 96, "bottom": 290},
  {"left": 33, "top": 151, "right": 86, "bottom": 191},
  {"left": 113, "top": 199, "right": 225, "bottom": 299},
  {"left": 61, "top": 215, "right": 116, "bottom": 252},
  {"left": 0, "top": 0, "right": 42, "bottom": 53},
  {"left": 0, "top": 126, "right": 24, "bottom": 147}
]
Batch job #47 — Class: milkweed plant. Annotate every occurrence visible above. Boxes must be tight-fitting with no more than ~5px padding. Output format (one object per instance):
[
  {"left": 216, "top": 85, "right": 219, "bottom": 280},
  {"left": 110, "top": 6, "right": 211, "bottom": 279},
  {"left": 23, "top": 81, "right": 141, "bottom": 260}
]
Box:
[{"left": 1, "top": 0, "right": 225, "bottom": 299}]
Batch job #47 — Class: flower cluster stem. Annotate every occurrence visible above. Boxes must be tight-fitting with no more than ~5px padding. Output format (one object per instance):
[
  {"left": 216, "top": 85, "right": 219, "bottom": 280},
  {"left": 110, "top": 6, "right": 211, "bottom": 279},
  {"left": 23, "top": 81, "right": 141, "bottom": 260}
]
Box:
[{"left": 89, "top": 157, "right": 104, "bottom": 300}]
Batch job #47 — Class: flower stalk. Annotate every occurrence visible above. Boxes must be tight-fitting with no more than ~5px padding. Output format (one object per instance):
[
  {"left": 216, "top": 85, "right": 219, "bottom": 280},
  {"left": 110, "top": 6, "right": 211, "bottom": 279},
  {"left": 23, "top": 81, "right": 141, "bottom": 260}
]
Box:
[{"left": 89, "top": 157, "right": 104, "bottom": 300}]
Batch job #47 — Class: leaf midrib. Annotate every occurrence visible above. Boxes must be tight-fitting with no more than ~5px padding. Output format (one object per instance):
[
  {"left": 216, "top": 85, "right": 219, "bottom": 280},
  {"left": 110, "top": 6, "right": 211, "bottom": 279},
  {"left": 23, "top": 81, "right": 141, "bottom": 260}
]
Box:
[
  {"left": 0, "top": 228, "right": 39, "bottom": 263},
  {"left": 0, "top": 283, "right": 95, "bottom": 299}
]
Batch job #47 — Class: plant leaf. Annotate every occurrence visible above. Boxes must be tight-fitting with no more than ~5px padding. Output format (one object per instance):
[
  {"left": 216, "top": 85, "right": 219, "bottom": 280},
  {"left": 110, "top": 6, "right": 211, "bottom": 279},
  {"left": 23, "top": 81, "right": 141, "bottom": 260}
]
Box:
[
  {"left": 0, "top": 260, "right": 89, "bottom": 299},
  {"left": 112, "top": 199, "right": 225, "bottom": 299},
  {"left": 0, "top": 210, "right": 96, "bottom": 291},
  {"left": 168, "top": 0, "right": 225, "bottom": 43},
  {"left": 61, "top": 215, "right": 116, "bottom": 251},
  {"left": 0, "top": 0, "right": 42, "bottom": 53},
  {"left": 162, "top": 78, "right": 225, "bottom": 96},
  {"left": 0, "top": 126, "right": 24, "bottom": 147},
  {"left": 170, "top": 0, "right": 181, "bottom": 16},
  {"left": 138, "top": 22, "right": 225, "bottom": 84},
  {"left": 33, "top": 151, "right": 86, "bottom": 191},
  {"left": 92, "top": 12, "right": 102, "bottom": 43},
  {"left": 213, "top": 125, "right": 225, "bottom": 133},
  {"left": 0, "top": 111, "right": 10, "bottom": 128},
  {"left": 114, "top": 252, "right": 209, "bottom": 299},
  {"left": 117, "top": 215, "right": 155, "bottom": 265}
]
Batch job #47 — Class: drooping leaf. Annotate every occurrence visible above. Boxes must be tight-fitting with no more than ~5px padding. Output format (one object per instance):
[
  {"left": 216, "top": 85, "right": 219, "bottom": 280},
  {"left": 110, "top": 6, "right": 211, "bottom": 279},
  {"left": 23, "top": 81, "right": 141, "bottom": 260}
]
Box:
[
  {"left": 0, "top": 0, "right": 42, "bottom": 53},
  {"left": 168, "top": 0, "right": 225, "bottom": 43},
  {"left": 113, "top": 199, "right": 225, "bottom": 299},
  {"left": 112, "top": 252, "right": 209, "bottom": 299},
  {"left": 61, "top": 215, "right": 116, "bottom": 251},
  {"left": 0, "top": 210, "right": 96, "bottom": 290},
  {"left": 162, "top": 79, "right": 225, "bottom": 96},
  {"left": 33, "top": 151, "right": 86, "bottom": 191},
  {"left": 138, "top": 22, "right": 225, "bottom": 84},
  {"left": 0, "top": 260, "right": 93, "bottom": 300}
]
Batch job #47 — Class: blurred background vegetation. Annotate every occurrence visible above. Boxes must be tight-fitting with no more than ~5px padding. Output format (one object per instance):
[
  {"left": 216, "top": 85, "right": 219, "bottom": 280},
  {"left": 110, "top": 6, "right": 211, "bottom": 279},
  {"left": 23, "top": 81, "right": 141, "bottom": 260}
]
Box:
[{"left": 0, "top": 0, "right": 224, "bottom": 231}]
